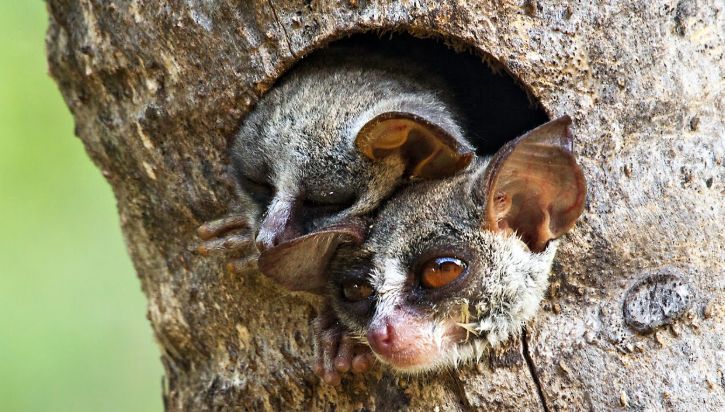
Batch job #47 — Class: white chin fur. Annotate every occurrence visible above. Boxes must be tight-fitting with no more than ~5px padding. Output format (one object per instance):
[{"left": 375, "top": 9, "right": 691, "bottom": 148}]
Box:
[
  {"left": 378, "top": 339, "right": 490, "bottom": 375},
  {"left": 371, "top": 319, "right": 491, "bottom": 375}
]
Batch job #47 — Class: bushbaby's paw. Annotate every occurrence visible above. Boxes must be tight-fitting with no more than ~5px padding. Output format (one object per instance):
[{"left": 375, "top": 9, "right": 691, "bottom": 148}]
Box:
[
  {"left": 197, "top": 215, "right": 256, "bottom": 273},
  {"left": 312, "top": 305, "right": 374, "bottom": 385}
]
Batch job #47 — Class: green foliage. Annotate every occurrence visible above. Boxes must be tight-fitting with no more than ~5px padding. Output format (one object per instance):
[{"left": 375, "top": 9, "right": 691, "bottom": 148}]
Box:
[{"left": 0, "top": 2, "right": 162, "bottom": 411}]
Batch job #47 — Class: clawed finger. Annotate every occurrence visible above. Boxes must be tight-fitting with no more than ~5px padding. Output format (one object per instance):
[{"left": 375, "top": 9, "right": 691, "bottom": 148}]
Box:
[
  {"left": 319, "top": 328, "right": 342, "bottom": 385},
  {"left": 351, "top": 349, "right": 374, "bottom": 373},
  {"left": 197, "top": 215, "right": 248, "bottom": 240},
  {"left": 197, "top": 234, "right": 252, "bottom": 256},
  {"left": 323, "top": 369, "right": 341, "bottom": 386},
  {"left": 312, "top": 305, "right": 373, "bottom": 385},
  {"left": 334, "top": 335, "right": 355, "bottom": 373}
]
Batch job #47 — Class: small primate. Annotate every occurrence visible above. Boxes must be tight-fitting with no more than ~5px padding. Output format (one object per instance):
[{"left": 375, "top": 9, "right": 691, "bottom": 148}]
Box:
[
  {"left": 262, "top": 117, "right": 586, "bottom": 383},
  {"left": 197, "top": 47, "right": 473, "bottom": 278}
]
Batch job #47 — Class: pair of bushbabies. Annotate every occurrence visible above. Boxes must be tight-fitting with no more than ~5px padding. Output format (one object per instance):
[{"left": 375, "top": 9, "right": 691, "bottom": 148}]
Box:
[{"left": 197, "top": 48, "right": 586, "bottom": 385}]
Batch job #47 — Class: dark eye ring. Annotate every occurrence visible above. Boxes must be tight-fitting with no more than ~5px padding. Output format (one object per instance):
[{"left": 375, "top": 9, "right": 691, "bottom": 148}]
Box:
[
  {"left": 239, "top": 176, "right": 274, "bottom": 204},
  {"left": 420, "top": 257, "right": 467, "bottom": 289},
  {"left": 302, "top": 192, "right": 356, "bottom": 210},
  {"left": 240, "top": 176, "right": 274, "bottom": 193},
  {"left": 341, "top": 279, "right": 373, "bottom": 302}
]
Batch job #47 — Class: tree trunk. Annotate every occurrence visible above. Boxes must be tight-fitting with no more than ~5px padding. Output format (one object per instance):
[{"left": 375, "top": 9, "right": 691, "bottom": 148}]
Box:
[{"left": 46, "top": 1, "right": 724, "bottom": 410}]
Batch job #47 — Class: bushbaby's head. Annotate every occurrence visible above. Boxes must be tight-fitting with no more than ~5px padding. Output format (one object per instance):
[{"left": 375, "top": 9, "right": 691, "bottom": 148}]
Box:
[
  {"left": 274, "top": 117, "right": 586, "bottom": 372},
  {"left": 326, "top": 172, "right": 559, "bottom": 372},
  {"left": 233, "top": 50, "right": 475, "bottom": 284}
]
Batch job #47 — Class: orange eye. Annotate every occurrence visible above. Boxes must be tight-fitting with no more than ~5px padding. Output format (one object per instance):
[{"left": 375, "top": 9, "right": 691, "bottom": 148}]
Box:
[
  {"left": 420, "top": 257, "right": 467, "bottom": 289},
  {"left": 342, "top": 280, "right": 373, "bottom": 302}
]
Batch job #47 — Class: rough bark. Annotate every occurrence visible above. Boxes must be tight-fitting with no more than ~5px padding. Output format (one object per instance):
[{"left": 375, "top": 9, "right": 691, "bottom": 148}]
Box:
[{"left": 46, "top": 0, "right": 724, "bottom": 410}]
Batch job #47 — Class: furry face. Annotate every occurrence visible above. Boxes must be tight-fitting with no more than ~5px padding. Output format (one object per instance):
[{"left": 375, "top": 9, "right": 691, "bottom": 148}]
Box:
[
  {"left": 300, "top": 116, "right": 585, "bottom": 381},
  {"left": 327, "top": 167, "right": 557, "bottom": 372}
]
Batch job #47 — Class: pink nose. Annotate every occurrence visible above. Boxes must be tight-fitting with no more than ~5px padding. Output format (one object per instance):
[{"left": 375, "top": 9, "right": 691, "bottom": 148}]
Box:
[{"left": 367, "top": 322, "right": 395, "bottom": 358}]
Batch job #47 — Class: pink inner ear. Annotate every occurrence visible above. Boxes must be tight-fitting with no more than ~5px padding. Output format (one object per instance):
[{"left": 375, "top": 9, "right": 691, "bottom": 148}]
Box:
[
  {"left": 257, "top": 231, "right": 342, "bottom": 293},
  {"left": 355, "top": 112, "right": 473, "bottom": 179},
  {"left": 502, "top": 191, "right": 553, "bottom": 252},
  {"left": 256, "top": 218, "right": 368, "bottom": 294},
  {"left": 483, "top": 116, "right": 586, "bottom": 252}
]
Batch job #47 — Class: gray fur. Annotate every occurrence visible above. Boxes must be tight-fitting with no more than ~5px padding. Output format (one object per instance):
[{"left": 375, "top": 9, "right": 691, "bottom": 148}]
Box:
[
  {"left": 221, "top": 48, "right": 581, "bottom": 377},
  {"left": 327, "top": 159, "right": 558, "bottom": 373},
  {"left": 231, "top": 47, "right": 468, "bottom": 235}
]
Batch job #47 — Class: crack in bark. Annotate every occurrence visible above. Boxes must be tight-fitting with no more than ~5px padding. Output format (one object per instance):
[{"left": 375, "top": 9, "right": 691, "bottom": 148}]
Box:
[
  {"left": 446, "top": 371, "right": 474, "bottom": 410},
  {"left": 522, "top": 328, "right": 550, "bottom": 412},
  {"left": 267, "top": 1, "right": 297, "bottom": 58}
]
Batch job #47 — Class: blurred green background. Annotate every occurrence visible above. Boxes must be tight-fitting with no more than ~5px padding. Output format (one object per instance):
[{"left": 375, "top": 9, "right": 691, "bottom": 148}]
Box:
[{"left": 0, "top": 2, "right": 162, "bottom": 411}]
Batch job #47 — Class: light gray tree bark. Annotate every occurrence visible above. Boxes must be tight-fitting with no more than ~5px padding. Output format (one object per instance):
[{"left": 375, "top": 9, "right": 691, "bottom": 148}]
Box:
[{"left": 47, "top": 0, "right": 723, "bottom": 410}]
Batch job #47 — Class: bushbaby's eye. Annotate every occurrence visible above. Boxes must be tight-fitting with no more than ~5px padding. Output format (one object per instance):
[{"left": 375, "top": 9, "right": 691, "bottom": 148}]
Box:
[
  {"left": 302, "top": 190, "right": 356, "bottom": 211},
  {"left": 239, "top": 176, "right": 274, "bottom": 206},
  {"left": 420, "top": 257, "right": 467, "bottom": 288},
  {"left": 342, "top": 280, "right": 373, "bottom": 302}
]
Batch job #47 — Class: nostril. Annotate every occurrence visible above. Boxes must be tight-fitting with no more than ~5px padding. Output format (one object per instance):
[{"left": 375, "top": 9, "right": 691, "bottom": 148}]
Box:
[
  {"left": 367, "top": 321, "right": 395, "bottom": 356},
  {"left": 369, "top": 330, "right": 386, "bottom": 348},
  {"left": 383, "top": 323, "right": 394, "bottom": 345}
]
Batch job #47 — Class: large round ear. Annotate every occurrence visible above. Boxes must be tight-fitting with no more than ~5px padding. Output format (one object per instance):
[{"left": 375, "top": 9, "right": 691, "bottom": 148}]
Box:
[
  {"left": 355, "top": 111, "right": 474, "bottom": 179},
  {"left": 481, "top": 116, "right": 586, "bottom": 253},
  {"left": 256, "top": 218, "right": 368, "bottom": 294}
]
